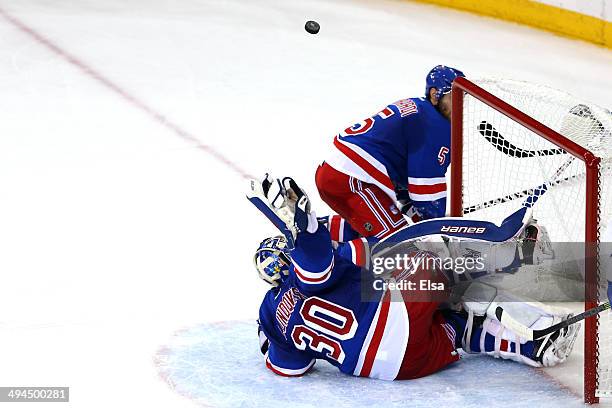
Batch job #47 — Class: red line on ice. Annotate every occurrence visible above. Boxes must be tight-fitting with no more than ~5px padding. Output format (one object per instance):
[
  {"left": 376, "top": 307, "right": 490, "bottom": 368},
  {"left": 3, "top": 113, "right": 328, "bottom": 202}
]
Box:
[{"left": 0, "top": 7, "right": 253, "bottom": 180}]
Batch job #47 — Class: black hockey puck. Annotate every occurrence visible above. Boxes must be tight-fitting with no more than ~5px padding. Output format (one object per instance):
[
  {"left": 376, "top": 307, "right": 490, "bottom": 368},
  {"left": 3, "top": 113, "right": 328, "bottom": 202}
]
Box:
[{"left": 305, "top": 20, "right": 320, "bottom": 34}]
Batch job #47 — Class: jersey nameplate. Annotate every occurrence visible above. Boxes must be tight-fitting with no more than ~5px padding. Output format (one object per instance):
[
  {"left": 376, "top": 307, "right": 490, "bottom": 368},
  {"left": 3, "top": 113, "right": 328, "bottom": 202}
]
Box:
[
  {"left": 276, "top": 287, "right": 305, "bottom": 339},
  {"left": 394, "top": 99, "right": 418, "bottom": 117}
]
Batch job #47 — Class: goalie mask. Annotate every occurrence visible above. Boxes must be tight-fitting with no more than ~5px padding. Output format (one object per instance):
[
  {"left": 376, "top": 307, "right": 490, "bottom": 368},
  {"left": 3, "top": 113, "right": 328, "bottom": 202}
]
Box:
[{"left": 254, "top": 236, "right": 291, "bottom": 287}]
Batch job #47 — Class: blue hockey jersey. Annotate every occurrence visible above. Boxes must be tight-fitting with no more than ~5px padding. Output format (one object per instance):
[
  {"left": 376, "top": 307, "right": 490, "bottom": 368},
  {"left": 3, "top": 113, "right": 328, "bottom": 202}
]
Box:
[
  {"left": 325, "top": 98, "right": 450, "bottom": 219},
  {"left": 257, "top": 206, "right": 535, "bottom": 379},
  {"left": 258, "top": 224, "right": 411, "bottom": 379}
]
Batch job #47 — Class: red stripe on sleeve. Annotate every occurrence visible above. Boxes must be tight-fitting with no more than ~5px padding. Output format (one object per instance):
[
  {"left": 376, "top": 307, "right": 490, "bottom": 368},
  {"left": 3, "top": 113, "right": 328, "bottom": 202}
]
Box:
[
  {"left": 351, "top": 238, "right": 365, "bottom": 267},
  {"left": 408, "top": 183, "right": 446, "bottom": 195},
  {"left": 329, "top": 215, "right": 341, "bottom": 241},
  {"left": 293, "top": 261, "right": 333, "bottom": 284}
]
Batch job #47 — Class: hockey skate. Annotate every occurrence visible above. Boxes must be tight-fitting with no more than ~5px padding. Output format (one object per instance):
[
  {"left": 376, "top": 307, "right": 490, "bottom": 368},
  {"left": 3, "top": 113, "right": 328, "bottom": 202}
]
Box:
[{"left": 534, "top": 315, "right": 580, "bottom": 367}]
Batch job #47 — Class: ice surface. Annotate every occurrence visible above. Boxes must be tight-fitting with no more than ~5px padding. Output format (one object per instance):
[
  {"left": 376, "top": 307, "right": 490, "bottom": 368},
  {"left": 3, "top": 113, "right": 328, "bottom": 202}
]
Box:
[
  {"left": 0, "top": 0, "right": 610, "bottom": 406},
  {"left": 155, "top": 320, "right": 584, "bottom": 408}
]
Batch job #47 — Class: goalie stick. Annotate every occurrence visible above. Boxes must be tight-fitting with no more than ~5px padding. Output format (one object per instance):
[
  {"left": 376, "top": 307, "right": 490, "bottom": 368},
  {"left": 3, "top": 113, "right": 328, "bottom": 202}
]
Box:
[
  {"left": 494, "top": 301, "right": 611, "bottom": 341},
  {"left": 478, "top": 121, "right": 566, "bottom": 158},
  {"left": 465, "top": 121, "right": 581, "bottom": 214},
  {"left": 463, "top": 173, "right": 582, "bottom": 214},
  {"left": 478, "top": 105, "right": 604, "bottom": 159},
  {"left": 465, "top": 106, "right": 607, "bottom": 214},
  {"left": 464, "top": 156, "right": 578, "bottom": 214}
]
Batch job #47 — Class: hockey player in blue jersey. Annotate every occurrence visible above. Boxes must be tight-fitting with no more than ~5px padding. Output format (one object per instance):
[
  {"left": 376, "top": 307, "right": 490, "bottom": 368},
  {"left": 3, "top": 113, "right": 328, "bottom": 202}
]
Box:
[
  {"left": 249, "top": 174, "right": 580, "bottom": 380},
  {"left": 315, "top": 65, "right": 464, "bottom": 240}
]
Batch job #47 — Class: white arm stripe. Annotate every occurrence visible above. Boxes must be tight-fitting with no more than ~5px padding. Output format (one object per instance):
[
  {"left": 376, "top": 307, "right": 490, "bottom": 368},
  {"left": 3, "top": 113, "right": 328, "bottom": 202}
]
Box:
[
  {"left": 408, "top": 191, "right": 447, "bottom": 201},
  {"left": 293, "top": 258, "right": 334, "bottom": 284},
  {"left": 408, "top": 176, "right": 447, "bottom": 185}
]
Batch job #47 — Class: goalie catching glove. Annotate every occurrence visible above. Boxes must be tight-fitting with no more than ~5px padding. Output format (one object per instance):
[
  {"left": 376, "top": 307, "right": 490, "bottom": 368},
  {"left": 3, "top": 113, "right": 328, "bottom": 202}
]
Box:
[{"left": 247, "top": 174, "right": 319, "bottom": 247}]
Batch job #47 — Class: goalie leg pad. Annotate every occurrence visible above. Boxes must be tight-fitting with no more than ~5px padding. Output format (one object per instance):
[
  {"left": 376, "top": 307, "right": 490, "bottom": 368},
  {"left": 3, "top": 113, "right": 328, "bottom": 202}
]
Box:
[{"left": 460, "top": 283, "right": 573, "bottom": 367}]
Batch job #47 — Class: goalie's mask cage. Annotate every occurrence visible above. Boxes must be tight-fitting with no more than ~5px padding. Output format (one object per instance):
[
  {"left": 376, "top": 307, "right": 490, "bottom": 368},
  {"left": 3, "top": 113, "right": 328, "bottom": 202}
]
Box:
[{"left": 449, "top": 77, "right": 612, "bottom": 404}]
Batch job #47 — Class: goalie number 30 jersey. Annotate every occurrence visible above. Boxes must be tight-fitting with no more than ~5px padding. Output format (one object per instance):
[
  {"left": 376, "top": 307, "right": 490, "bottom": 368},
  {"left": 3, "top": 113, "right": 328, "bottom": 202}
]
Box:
[{"left": 258, "top": 225, "right": 411, "bottom": 380}]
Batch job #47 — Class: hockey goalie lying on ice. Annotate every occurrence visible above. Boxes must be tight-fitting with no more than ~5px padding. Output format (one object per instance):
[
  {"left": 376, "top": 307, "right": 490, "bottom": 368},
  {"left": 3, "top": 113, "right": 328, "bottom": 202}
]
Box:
[{"left": 247, "top": 175, "right": 581, "bottom": 380}]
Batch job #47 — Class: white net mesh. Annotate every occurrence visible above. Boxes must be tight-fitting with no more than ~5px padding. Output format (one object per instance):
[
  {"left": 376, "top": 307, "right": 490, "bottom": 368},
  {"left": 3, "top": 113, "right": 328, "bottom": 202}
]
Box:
[{"left": 459, "top": 78, "right": 612, "bottom": 399}]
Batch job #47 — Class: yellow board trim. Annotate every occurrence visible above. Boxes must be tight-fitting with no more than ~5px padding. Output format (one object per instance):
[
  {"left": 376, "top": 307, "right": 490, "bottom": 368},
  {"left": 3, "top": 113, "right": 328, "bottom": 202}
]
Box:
[{"left": 409, "top": 0, "right": 612, "bottom": 49}]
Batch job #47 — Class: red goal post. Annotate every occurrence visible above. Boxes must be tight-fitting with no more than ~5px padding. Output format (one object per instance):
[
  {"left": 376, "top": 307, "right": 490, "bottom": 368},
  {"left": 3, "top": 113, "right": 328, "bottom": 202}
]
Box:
[{"left": 449, "top": 77, "right": 605, "bottom": 404}]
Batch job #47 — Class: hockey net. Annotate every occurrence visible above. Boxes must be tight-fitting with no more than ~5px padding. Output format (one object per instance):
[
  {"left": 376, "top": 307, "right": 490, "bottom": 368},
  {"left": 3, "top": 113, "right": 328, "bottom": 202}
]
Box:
[{"left": 450, "top": 77, "right": 612, "bottom": 403}]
